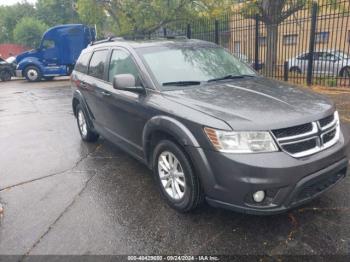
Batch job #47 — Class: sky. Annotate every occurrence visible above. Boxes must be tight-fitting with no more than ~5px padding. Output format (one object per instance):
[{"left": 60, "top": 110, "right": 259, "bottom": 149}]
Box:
[{"left": 0, "top": 0, "right": 37, "bottom": 6}]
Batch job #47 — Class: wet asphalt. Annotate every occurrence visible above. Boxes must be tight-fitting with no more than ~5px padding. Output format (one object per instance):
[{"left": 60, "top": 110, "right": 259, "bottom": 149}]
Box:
[{"left": 0, "top": 79, "right": 350, "bottom": 256}]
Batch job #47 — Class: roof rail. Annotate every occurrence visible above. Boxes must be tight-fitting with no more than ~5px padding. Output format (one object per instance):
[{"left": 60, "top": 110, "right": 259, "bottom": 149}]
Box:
[
  {"left": 89, "top": 36, "right": 124, "bottom": 46},
  {"left": 122, "top": 35, "right": 188, "bottom": 41}
]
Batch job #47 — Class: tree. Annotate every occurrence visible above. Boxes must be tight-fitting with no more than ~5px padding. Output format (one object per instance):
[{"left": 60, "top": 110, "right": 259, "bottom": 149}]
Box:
[
  {"left": 0, "top": 3, "right": 36, "bottom": 43},
  {"left": 77, "top": 0, "right": 106, "bottom": 38},
  {"left": 35, "top": 0, "right": 80, "bottom": 27},
  {"left": 13, "top": 17, "right": 48, "bottom": 48},
  {"left": 78, "top": 0, "right": 201, "bottom": 36}
]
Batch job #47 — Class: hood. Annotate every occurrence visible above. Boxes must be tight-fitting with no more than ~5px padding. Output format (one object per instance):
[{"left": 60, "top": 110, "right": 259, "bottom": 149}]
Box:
[
  {"left": 16, "top": 49, "right": 39, "bottom": 63},
  {"left": 162, "top": 77, "right": 335, "bottom": 131}
]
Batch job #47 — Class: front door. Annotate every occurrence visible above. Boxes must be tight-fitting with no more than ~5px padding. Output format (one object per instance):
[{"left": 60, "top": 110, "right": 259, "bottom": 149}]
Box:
[{"left": 98, "top": 48, "right": 149, "bottom": 158}]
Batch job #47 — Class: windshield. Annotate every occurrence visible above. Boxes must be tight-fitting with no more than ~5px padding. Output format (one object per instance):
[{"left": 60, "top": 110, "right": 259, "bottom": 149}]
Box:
[
  {"left": 334, "top": 51, "right": 349, "bottom": 59},
  {"left": 136, "top": 45, "right": 256, "bottom": 89}
]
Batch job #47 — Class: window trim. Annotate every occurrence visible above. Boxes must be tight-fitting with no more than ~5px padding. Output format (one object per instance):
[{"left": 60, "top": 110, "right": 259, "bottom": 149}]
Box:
[
  {"left": 283, "top": 34, "right": 298, "bottom": 45},
  {"left": 315, "top": 31, "right": 330, "bottom": 44},
  {"left": 107, "top": 46, "right": 147, "bottom": 88},
  {"left": 87, "top": 48, "right": 110, "bottom": 81}
]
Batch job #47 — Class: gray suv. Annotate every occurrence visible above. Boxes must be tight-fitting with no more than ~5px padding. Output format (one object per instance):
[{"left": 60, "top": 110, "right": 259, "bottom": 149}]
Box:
[{"left": 71, "top": 38, "right": 349, "bottom": 214}]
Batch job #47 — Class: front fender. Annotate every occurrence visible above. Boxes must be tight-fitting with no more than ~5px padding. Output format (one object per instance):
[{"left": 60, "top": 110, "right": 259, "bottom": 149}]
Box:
[
  {"left": 143, "top": 116, "right": 200, "bottom": 150},
  {"left": 17, "top": 57, "right": 43, "bottom": 72}
]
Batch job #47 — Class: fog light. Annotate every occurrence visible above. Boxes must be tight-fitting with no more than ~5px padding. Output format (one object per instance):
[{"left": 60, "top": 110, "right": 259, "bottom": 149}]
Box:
[{"left": 253, "top": 190, "right": 265, "bottom": 203}]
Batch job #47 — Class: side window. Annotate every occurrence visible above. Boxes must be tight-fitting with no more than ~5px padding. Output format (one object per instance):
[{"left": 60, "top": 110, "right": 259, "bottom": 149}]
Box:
[
  {"left": 108, "top": 49, "right": 140, "bottom": 83},
  {"left": 88, "top": 50, "right": 109, "bottom": 79},
  {"left": 313, "top": 52, "right": 322, "bottom": 60},
  {"left": 324, "top": 53, "right": 338, "bottom": 61},
  {"left": 42, "top": 40, "right": 55, "bottom": 49},
  {"left": 75, "top": 52, "right": 91, "bottom": 74}
]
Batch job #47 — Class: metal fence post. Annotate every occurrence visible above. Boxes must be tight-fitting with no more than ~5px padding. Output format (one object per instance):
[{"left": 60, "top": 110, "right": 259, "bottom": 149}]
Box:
[
  {"left": 307, "top": 2, "right": 318, "bottom": 86},
  {"left": 284, "top": 61, "right": 289, "bottom": 82},
  {"left": 214, "top": 20, "right": 219, "bottom": 44},
  {"left": 186, "top": 24, "right": 192, "bottom": 39},
  {"left": 254, "top": 16, "right": 260, "bottom": 71}
]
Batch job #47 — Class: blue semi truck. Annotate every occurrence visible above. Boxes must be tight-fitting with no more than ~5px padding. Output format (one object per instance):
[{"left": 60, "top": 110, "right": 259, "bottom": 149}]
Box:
[{"left": 16, "top": 24, "right": 95, "bottom": 82}]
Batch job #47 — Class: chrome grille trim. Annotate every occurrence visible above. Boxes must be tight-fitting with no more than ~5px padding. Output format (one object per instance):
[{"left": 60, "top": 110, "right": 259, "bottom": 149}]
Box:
[{"left": 272, "top": 112, "right": 340, "bottom": 158}]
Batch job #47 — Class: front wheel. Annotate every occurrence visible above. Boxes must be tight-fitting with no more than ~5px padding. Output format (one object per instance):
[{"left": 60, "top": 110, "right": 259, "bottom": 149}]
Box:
[
  {"left": 75, "top": 104, "right": 99, "bottom": 142},
  {"left": 153, "top": 140, "right": 203, "bottom": 212},
  {"left": 24, "top": 66, "right": 41, "bottom": 82},
  {"left": 0, "top": 70, "right": 12, "bottom": 81}
]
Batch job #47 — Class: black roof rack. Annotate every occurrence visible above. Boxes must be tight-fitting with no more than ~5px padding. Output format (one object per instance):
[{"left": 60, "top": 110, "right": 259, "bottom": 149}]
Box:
[
  {"left": 122, "top": 35, "right": 188, "bottom": 41},
  {"left": 89, "top": 36, "right": 124, "bottom": 46},
  {"left": 89, "top": 35, "right": 189, "bottom": 45}
]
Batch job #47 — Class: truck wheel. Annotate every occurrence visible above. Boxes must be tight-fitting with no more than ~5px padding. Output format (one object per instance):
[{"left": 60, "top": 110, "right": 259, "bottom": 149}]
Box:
[
  {"left": 0, "top": 70, "right": 12, "bottom": 81},
  {"left": 24, "top": 66, "right": 41, "bottom": 82},
  {"left": 152, "top": 139, "right": 203, "bottom": 212}
]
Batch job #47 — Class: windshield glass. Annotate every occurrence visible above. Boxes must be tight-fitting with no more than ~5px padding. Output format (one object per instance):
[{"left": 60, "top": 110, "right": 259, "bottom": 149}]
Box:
[
  {"left": 334, "top": 51, "right": 349, "bottom": 59},
  {"left": 136, "top": 45, "right": 256, "bottom": 89}
]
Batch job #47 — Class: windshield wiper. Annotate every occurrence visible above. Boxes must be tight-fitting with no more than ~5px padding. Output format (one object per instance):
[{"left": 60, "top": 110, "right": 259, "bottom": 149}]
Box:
[
  {"left": 162, "top": 81, "right": 202, "bottom": 86},
  {"left": 208, "top": 74, "right": 255, "bottom": 82}
]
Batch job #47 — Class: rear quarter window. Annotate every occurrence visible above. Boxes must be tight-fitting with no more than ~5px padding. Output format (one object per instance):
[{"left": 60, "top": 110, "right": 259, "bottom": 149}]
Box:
[{"left": 75, "top": 52, "right": 91, "bottom": 74}]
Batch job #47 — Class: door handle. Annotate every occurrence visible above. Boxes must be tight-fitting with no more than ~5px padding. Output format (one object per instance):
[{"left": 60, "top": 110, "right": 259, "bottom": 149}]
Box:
[{"left": 101, "top": 91, "right": 111, "bottom": 97}]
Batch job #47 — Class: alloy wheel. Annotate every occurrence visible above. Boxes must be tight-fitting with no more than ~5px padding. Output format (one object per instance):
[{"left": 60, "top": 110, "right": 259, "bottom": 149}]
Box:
[{"left": 158, "top": 151, "right": 186, "bottom": 200}]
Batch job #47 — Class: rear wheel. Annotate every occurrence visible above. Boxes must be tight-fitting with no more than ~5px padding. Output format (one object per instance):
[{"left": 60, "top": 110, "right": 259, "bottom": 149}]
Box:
[
  {"left": 24, "top": 66, "right": 41, "bottom": 82},
  {"left": 76, "top": 104, "right": 99, "bottom": 142},
  {"left": 339, "top": 67, "right": 350, "bottom": 77},
  {"left": 153, "top": 139, "right": 203, "bottom": 212}
]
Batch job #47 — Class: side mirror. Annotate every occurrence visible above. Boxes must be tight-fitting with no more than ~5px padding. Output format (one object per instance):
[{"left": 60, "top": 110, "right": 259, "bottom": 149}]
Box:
[{"left": 113, "top": 74, "right": 144, "bottom": 94}]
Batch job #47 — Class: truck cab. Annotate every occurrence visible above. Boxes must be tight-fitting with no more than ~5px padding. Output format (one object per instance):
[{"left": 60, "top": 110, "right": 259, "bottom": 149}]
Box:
[{"left": 16, "top": 24, "right": 95, "bottom": 82}]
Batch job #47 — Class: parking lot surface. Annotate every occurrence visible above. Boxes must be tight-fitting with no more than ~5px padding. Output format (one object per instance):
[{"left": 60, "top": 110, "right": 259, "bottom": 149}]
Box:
[{"left": 0, "top": 79, "right": 350, "bottom": 256}]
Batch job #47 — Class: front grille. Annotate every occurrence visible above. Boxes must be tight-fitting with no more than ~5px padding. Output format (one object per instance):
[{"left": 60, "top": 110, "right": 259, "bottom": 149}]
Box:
[
  {"left": 295, "top": 169, "right": 346, "bottom": 203},
  {"left": 272, "top": 112, "right": 339, "bottom": 158},
  {"left": 319, "top": 114, "right": 335, "bottom": 128},
  {"left": 323, "top": 129, "right": 336, "bottom": 144},
  {"left": 273, "top": 123, "right": 313, "bottom": 139},
  {"left": 282, "top": 139, "right": 317, "bottom": 154}
]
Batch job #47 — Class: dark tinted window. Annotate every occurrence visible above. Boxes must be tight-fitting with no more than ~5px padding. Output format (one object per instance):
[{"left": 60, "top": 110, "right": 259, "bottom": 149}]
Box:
[
  {"left": 88, "top": 50, "right": 108, "bottom": 79},
  {"left": 108, "top": 49, "right": 139, "bottom": 82},
  {"left": 75, "top": 52, "right": 91, "bottom": 74}
]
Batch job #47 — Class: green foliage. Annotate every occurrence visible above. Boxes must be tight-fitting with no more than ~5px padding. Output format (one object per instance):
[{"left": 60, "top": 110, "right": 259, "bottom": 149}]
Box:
[
  {"left": 13, "top": 17, "right": 48, "bottom": 49},
  {"left": 0, "top": 3, "right": 36, "bottom": 43},
  {"left": 35, "top": 0, "right": 80, "bottom": 27},
  {"left": 77, "top": 0, "right": 105, "bottom": 37}
]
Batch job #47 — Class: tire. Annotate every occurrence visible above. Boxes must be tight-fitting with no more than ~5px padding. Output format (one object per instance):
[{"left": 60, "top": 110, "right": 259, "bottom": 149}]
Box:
[
  {"left": 152, "top": 139, "right": 203, "bottom": 212},
  {"left": 289, "top": 67, "right": 302, "bottom": 74},
  {"left": 75, "top": 104, "right": 99, "bottom": 142},
  {"left": 0, "top": 70, "right": 12, "bottom": 81},
  {"left": 339, "top": 67, "right": 350, "bottom": 77},
  {"left": 24, "top": 66, "right": 41, "bottom": 82}
]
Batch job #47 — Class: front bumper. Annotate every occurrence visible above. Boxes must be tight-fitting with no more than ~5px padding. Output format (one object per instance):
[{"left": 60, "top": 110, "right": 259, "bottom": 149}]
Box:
[
  {"left": 187, "top": 125, "right": 350, "bottom": 215},
  {"left": 15, "top": 70, "right": 22, "bottom": 77}
]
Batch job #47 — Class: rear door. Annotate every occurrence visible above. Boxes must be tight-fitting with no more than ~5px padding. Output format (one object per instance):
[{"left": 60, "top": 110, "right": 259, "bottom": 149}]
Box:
[{"left": 83, "top": 49, "right": 110, "bottom": 128}]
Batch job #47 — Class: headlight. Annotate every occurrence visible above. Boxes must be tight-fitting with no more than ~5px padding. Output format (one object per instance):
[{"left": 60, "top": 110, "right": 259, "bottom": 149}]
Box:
[{"left": 204, "top": 127, "right": 278, "bottom": 153}]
